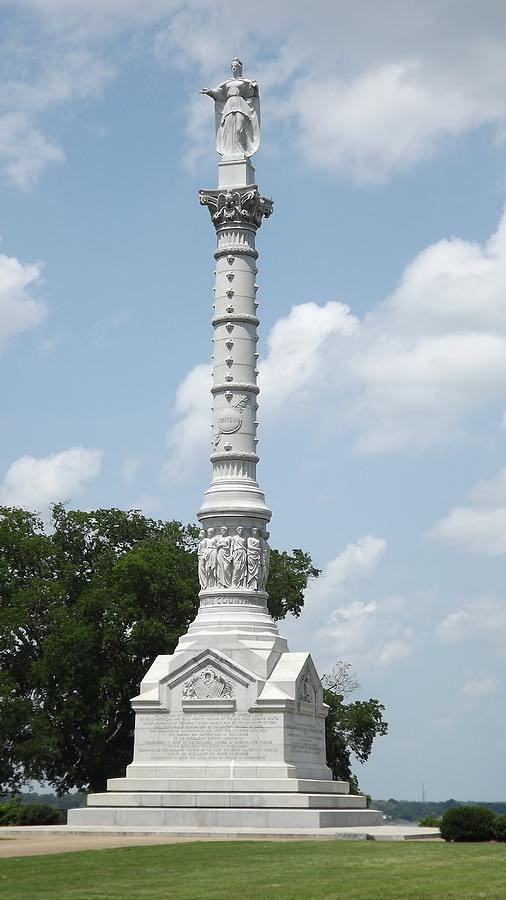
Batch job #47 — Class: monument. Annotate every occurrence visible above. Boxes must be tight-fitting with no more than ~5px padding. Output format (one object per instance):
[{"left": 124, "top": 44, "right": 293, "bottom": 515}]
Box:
[{"left": 68, "top": 59, "right": 382, "bottom": 832}]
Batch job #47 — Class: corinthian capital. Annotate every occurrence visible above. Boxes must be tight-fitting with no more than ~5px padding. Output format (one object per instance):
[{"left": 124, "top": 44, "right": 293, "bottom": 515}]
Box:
[{"left": 200, "top": 188, "right": 273, "bottom": 229}]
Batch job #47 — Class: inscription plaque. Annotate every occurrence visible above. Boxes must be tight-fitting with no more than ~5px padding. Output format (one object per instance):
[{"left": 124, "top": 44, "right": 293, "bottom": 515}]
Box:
[{"left": 134, "top": 712, "right": 283, "bottom": 761}]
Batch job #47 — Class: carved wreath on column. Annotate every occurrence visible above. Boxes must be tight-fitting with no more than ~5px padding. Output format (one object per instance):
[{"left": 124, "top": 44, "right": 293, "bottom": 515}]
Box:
[
  {"left": 200, "top": 188, "right": 273, "bottom": 229},
  {"left": 198, "top": 526, "right": 270, "bottom": 591},
  {"left": 182, "top": 667, "right": 234, "bottom": 700}
]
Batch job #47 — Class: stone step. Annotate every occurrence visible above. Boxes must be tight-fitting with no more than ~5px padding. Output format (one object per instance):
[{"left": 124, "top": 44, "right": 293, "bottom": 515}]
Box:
[
  {"left": 68, "top": 807, "right": 383, "bottom": 829},
  {"left": 125, "top": 765, "right": 332, "bottom": 781},
  {"left": 107, "top": 777, "right": 349, "bottom": 794},
  {"left": 88, "top": 792, "right": 367, "bottom": 810}
]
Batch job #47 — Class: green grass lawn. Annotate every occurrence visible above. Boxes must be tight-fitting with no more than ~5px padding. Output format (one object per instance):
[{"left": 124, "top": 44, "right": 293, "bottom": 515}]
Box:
[{"left": 0, "top": 840, "right": 505, "bottom": 899}]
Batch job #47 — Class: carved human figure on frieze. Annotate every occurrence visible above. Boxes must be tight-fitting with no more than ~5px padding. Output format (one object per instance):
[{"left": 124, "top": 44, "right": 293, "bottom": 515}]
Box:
[
  {"left": 231, "top": 526, "right": 247, "bottom": 588},
  {"left": 197, "top": 529, "right": 211, "bottom": 589},
  {"left": 205, "top": 527, "right": 218, "bottom": 588},
  {"left": 200, "top": 57, "right": 260, "bottom": 158},
  {"left": 247, "top": 526, "right": 262, "bottom": 590},
  {"left": 216, "top": 526, "right": 233, "bottom": 588},
  {"left": 259, "top": 530, "right": 271, "bottom": 591}
]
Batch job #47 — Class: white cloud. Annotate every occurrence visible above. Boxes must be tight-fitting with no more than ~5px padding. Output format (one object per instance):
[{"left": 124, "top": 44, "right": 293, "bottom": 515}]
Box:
[
  {"left": 436, "top": 598, "right": 506, "bottom": 644},
  {"left": 284, "top": 536, "right": 414, "bottom": 672},
  {"left": 166, "top": 206, "right": 506, "bottom": 475},
  {"left": 305, "top": 535, "right": 387, "bottom": 610},
  {"left": 6, "top": 2, "right": 506, "bottom": 183},
  {"left": 151, "top": 2, "right": 506, "bottom": 182},
  {"left": 0, "top": 252, "right": 47, "bottom": 347},
  {"left": 259, "top": 302, "right": 358, "bottom": 414},
  {"left": 320, "top": 596, "right": 415, "bottom": 671},
  {"left": 432, "top": 467, "right": 506, "bottom": 555},
  {"left": 0, "top": 447, "right": 103, "bottom": 509},
  {"left": 0, "top": 42, "right": 114, "bottom": 188},
  {"left": 462, "top": 675, "right": 499, "bottom": 700},
  {"left": 163, "top": 362, "right": 211, "bottom": 480}
]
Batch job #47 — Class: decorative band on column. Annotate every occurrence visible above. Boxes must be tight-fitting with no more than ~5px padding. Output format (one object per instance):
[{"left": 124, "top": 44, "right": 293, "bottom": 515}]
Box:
[
  {"left": 210, "top": 450, "right": 259, "bottom": 463},
  {"left": 214, "top": 246, "right": 258, "bottom": 261},
  {"left": 211, "top": 383, "right": 260, "bottom": 395},
  {"left": 212, "top": 313, "right": 260, "bottom": 327}
]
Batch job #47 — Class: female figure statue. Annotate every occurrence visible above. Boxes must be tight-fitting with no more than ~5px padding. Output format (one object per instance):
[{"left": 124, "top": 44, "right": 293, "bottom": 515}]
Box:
[
  {"left": 197, "top": 529, "right": 210, "bottom": 589},
  {"left": 205, "top": 527, "right": 217, "bottom": 588},
  {"left": 247, "top": 527, "right": 262, "bottom": 590},
  {"left": 231, "top": 526, "right": 247, "bottom": 588},
  {"left": 259, "top": 530, "right": 271, "bottom": 591},
  {"left": 216, "top": 526, "right": 233, "bottom": 588},
  {"left": 200, "top": 58, "right": 260, "bottom": 158}
]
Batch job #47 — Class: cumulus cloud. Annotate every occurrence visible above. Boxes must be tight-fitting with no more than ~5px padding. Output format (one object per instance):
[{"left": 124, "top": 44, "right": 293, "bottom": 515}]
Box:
[
  {"left": 0, "top": 252, "right": 47, "bottom": 347},
  {"left": 436, "top": 598, "right": 506, "bottom": 644},
  {"left": 305, "top": 535, "right": 387, "bottom": 610},
  {"left": 462, "top": 675, "right": 499, "bottom": 700},
  {"left": 0, "top": 41, "right": 114, "bottom": 188},
  {"left": 143, "top": 1, "right": 506, "bottom": 181},
  {"left": 163, "top": 362, "right": 211, "bottom": 480},
  {"left": 166, "top": 205, "right": 506, "bottom": 476},
  {"left": 432, "top": 467, "right": 506, "bottom": 555},
  {"left": 284, "top": 535, "right": 414, "bottom": 671},
  {"left": 319, "top": 596, "right": 415, "bottom": 671},
  {"left": 0, "top": 447, "right": 103, "bottom": 509},
  {"left": 7, "top": 1, "right": 506, "bottom": 183}
]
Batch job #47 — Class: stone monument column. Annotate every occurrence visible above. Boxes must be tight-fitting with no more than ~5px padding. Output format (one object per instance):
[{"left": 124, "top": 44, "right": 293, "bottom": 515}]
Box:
[
  {"left": 68, "top": 59, "right": 383, "bottom": 832},
  {"left": 178, "top": 155, "right": 276, "bottom": 647}
]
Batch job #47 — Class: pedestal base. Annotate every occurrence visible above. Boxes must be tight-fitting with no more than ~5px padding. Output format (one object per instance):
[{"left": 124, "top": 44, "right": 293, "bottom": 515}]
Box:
[{"left": 68, "top": 635, "right": 383, "bottom": 833}]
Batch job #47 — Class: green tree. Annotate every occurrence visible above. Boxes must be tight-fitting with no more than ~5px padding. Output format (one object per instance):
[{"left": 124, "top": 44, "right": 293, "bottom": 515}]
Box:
[
  {"left": 0, "top": 504, "right": 318, "bottom": 795},
  {"left": 322, "top": 663, "right": 388, "bottom": 792}
]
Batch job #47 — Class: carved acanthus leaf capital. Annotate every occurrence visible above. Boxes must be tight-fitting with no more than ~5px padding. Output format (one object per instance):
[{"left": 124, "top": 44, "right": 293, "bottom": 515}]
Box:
[{"left": 200, "top": 188, "right": 273, "bottom": 229}]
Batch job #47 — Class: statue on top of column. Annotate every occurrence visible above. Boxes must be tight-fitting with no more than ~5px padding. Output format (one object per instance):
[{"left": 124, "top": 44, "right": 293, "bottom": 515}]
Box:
[{"left": 200, "top": 58, "right": 261, "bottom": 158}]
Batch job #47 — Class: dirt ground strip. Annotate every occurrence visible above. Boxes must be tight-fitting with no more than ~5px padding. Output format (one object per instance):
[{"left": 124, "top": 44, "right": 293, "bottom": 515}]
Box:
[
  {"left": 0, "top": 833, "right": 233, "bottom": 858},
  {"left": 0, "top": 826, "right": 441, "bottom": 858}
]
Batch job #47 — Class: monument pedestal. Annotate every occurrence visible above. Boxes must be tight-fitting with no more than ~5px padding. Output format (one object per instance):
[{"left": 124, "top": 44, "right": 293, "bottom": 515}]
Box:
[{"left": 68, "top": 622, "right": 382, "bottom": 830}]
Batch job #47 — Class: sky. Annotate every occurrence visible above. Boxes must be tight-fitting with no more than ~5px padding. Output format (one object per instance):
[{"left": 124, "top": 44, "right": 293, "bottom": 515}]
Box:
[{"left": 0, "top": 0, "right": 505, "bottom": 802}]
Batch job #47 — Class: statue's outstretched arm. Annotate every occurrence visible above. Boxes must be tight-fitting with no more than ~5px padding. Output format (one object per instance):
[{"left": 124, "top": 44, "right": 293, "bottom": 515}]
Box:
[{"left": 199, "top": 83, "right": 227, "bottom": 101}]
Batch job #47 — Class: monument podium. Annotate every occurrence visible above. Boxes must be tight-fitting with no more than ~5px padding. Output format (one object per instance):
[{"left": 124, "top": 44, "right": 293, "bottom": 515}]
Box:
[{"left": 68, "top": 59, "right": 382, "bottom": 832}]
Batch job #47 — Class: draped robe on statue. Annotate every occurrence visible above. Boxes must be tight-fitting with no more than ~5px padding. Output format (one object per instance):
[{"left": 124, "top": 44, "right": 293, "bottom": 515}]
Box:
[{"left": 213, "top": 78, "right": 260, "bottom": 158}]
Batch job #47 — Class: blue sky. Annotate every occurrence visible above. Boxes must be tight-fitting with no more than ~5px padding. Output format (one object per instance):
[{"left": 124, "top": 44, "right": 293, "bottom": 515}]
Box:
[{"left": 1, "top": 0, "right": 506, "bottom": 801}]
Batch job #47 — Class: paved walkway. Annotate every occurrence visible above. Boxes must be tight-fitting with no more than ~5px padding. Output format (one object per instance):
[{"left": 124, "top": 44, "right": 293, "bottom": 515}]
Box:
[{"left": 0, "top": 825, "right": 441, "bottom": 857}]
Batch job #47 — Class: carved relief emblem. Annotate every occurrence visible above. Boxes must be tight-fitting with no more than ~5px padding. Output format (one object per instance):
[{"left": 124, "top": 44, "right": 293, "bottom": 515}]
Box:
[
  {"left": 217, "top": 409, "right": 241, "bottom": 433},
  {"left": 298, "top": 671, "right": 316, "bottom": 704},
  {"left": 182, "top": 666, "right": 234, "bottom": 700}
]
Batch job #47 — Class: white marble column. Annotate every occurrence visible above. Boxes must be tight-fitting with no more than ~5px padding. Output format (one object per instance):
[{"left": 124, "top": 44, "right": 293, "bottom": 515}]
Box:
[{"left": 177, "top": 161, "right": 276, "bottom": 648}]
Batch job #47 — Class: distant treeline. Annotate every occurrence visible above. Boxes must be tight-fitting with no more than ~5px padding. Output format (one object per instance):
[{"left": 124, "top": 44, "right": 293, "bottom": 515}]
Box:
[
  {"left": 0, "top": 791, "right": 87, "bottom": 811},
  {"left": 2, "top": 793, "right": 506, "bottom": 823},
  {"left": 374, "top": 799, "right": 506, "bottom": 822}
]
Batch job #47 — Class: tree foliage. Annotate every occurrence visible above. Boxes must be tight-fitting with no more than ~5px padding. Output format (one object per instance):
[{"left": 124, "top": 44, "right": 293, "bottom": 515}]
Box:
[
  {"left": 0, "top": 505, "right": 319, "bottom": 794},
  {"left": 322, "top": 663, "right": 388, "bottom": 792}
]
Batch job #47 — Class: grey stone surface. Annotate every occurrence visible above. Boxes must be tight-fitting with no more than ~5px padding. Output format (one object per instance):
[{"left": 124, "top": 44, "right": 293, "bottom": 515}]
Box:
[
  {"left": 87, "top": 792, "right": 367, "bottom": 809},
  {"left": 67, "top": 807, "right": 383, "bottom": 828}
]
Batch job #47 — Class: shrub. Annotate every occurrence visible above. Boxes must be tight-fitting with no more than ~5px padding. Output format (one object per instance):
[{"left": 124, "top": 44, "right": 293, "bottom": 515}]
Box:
[
  {"left": 0, "top": 799, "right": 22, "bottom": 825},
  {"left": 494, "top": 814, "right": 506, "bottom": 842},
  {"left": 16, "top": 803, "right": 60, "bottom": 825},
  {"left": 0, "top": 798, "right": 60, "bottom": 826},
  {"left": 419, "top": 815, "right": 441, "bottom": 828},
  {"left": 440, "top": 805, "right": 497, "bottom": 842}
]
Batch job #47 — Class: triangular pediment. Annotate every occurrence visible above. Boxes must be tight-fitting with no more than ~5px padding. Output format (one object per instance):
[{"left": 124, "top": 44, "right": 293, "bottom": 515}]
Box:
[{"left": 162, "top": 648, "right": 256, "bottom": 691}]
